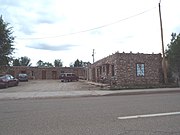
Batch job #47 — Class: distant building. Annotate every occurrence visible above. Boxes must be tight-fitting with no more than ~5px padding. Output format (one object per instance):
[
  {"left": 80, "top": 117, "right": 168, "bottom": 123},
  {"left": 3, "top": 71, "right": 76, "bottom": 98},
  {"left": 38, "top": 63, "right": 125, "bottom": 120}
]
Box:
[{"left": 0, "top": 66, "right": 86, "bottom": 80}]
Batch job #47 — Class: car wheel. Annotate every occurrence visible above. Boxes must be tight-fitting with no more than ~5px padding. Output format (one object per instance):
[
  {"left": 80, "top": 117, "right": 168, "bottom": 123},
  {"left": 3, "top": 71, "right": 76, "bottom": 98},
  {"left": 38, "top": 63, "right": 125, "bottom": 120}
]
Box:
[{"left": 5, "top": 83, "right": 8, "bottom": 88}]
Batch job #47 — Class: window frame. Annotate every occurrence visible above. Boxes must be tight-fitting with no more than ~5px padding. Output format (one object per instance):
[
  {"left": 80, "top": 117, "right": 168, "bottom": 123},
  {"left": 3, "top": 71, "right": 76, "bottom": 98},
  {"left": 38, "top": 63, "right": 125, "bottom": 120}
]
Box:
[{"left": 136, "top": 63, "right": 145, "bottom": 77}]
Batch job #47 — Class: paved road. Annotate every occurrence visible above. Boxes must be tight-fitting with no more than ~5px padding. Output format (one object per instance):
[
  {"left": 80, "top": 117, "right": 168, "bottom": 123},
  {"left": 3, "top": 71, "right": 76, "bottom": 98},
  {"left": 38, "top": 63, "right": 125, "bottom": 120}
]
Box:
[{"left": 0, "top": 93, "right": 180, "bottom": 135}]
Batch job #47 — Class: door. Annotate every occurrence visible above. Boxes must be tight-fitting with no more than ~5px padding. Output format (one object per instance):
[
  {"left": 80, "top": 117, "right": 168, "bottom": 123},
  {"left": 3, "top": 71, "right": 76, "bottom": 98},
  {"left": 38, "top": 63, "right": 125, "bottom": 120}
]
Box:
[
  {"left": 92, "top": 68, "right": 95, "bottom": 82},
  {"left": 52, "top": 71, "right": 57, "bottom": 79},
  {"left": 42, "top": 70, "right": 46, "bottom": 79}
]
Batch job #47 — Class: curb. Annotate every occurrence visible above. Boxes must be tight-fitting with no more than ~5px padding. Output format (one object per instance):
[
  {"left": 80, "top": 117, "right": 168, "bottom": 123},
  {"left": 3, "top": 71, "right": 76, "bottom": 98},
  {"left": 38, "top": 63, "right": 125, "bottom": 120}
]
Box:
[
  {"left": 102, "top": 89, "right": 180, "bottom": 96},
  {"left": 0, "top": 88, "right": 180, "bottom": 100}
]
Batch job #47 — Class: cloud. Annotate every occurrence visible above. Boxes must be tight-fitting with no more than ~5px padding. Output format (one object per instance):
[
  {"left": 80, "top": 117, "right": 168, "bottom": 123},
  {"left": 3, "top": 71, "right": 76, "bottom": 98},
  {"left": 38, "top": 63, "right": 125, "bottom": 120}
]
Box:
[
  {"left": 174, "top": 26, "right": 180, "bottom": 33},
  {"left": 1, "top": 0, "right": 66, "bottom": 36},
  {"left": 18, "top": 24, "right": 35, "bottom": 35},
  {"left": 2, "top": 0, "right": 180, "bottom": 67},
  {"left": 35, "top": 12, "right": 58, "bottom": 24},
  {"left": 36, "top": 18, "right": 55, "bottom": 24},
  {"left": 26, "top": 43, "right": 77, "bottom": 51},
  {"left": 1, "top": 3, "right": 36, "bottom": 35},
  {"left": 36, "top": 10, "right": 66, "bottom": 24},
  {"left": 0, "top": 0, "right": 21, "bottom": 7},
  {"left": 90, "top": 30, "right": 102, "bottom": 35}
]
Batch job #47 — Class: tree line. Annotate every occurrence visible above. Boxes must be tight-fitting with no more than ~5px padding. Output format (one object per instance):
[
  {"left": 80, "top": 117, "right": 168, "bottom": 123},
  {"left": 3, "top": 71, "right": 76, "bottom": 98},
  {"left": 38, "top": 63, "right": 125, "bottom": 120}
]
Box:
[
  {"left": 165, "top": 33, "right": 180, "bottom": 83},
  {"left": 12, "top": 57, "right": 89, "bottom": 67}
]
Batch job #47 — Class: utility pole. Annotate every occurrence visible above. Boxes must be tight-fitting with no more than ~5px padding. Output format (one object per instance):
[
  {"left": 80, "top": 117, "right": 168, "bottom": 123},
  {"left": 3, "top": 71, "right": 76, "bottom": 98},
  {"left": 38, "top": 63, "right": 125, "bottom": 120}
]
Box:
[
  {"left": 158, "top": 2, "right": 168, "bottom": 84},
  {"left": 92, "top": 49, "right": 95, "bottom": 63}
]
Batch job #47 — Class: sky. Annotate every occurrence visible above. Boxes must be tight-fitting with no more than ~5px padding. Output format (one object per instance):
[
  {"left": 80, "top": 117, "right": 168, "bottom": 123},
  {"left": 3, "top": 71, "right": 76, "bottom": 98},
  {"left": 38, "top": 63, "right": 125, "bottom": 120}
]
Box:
[{"left": 0, "top": 0, "right": 180, "bottom": 67}]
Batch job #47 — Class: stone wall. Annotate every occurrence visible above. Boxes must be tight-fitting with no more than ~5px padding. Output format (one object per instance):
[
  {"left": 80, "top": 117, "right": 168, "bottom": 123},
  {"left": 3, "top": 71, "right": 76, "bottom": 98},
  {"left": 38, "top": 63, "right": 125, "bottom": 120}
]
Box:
[
  {"left": 0, "top": 52, "right": 163, "bottom": 86},
  {"left": 89, "top": 53, "right": 117, "bottom": 83},
  {"left": 90, "top": 52, "right": 163, "bottom": 86},
  {"left": 0, "top": 66, "right": 86, "bottom": 80}
]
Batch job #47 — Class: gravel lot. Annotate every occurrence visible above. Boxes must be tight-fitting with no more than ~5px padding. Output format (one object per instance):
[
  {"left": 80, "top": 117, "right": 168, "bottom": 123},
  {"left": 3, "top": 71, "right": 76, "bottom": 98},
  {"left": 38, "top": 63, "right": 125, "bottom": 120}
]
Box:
[{"left": 0, "top": 80, "right": 101, "bottom": 93}]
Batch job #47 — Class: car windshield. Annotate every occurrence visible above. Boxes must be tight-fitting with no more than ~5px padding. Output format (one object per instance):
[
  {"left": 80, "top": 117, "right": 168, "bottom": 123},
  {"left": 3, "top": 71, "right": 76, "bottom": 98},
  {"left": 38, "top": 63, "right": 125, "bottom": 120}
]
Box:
[{"left": 19, "top": 74, "right": 27, "bottom": 77}]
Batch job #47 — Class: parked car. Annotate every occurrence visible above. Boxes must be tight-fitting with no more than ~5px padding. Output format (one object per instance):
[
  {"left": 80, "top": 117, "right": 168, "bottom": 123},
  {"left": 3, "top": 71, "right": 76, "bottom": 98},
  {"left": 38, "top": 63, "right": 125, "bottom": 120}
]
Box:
[
  {"left": 17, "top": 73, "right": 28, "bottom": 81},
  {"left": 59, "top": 73, "right": 79, "bottom": 82},
  {"left": 0, "top": 74, "right": 19, "bottom": 88}
]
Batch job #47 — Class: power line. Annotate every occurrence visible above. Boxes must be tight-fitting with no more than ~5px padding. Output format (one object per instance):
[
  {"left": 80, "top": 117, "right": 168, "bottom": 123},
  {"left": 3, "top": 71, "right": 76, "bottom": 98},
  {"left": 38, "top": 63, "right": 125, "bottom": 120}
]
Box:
[{"left": 17, "top": 6, "right": 157, "bottom": 40}]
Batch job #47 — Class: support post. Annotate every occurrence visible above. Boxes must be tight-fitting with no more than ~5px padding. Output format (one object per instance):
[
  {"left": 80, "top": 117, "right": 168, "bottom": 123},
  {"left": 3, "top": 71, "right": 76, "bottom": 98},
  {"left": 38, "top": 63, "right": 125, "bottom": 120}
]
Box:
[{"left": 159, "top": 2, "right": 168, "bottom": 84}]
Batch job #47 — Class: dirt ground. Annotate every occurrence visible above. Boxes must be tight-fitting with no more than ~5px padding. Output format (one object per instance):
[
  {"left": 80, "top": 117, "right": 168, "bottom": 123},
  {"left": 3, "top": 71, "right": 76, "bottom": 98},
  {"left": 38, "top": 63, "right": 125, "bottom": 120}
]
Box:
[{"left": 0, "top": 80, "right": 101, "bottom": 93}]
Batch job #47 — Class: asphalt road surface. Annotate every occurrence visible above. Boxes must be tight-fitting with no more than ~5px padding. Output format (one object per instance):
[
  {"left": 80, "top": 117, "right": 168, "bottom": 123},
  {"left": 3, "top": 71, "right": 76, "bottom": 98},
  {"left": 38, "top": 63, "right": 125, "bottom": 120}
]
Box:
[{"left": 0, "top": 93, "right": 180, "bottom": 135}]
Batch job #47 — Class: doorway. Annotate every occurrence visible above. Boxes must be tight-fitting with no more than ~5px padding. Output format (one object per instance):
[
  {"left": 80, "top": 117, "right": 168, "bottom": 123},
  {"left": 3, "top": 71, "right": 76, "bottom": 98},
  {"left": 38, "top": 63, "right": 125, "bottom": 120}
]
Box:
[
  {"left": 42, "top": 70, "right": 46, "bottom": 79},
  {"left": 52, "top": 71, "right": 57, "bottom": 79}
]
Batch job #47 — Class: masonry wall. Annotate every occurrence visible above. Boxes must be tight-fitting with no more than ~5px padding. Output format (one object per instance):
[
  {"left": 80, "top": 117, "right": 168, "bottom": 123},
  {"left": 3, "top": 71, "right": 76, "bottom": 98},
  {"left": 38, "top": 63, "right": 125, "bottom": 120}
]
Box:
[
  {"left": 89, "top": 53, "right": 118, "bottom": 83},
  {"left": 90, "top": 52, "right": 163, "bottom": 86},
  {"left": 0, "top": 66, "right": 86, "bottom": 80},
  {"left": 116, "top": 53, "right": 163, "bottom": 86}
]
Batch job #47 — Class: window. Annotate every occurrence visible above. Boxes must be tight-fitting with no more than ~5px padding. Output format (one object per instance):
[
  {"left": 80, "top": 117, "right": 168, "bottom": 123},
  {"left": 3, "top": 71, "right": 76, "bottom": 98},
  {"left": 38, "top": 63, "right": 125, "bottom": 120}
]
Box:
[
  {"left": 111, "top": 65, "right": 115, "bottom": 76},
  {"left": 100, "top": 67, "right": 102, "bottom": 75},
  {"left": 136, "top": 63, "right": 145, "bottom": 76},
  {"left": 106, "top": 64, "right": 109, "bottom": 75},
  {"left": 21, "top": 71, "right": 26, "bottom": 74},
  {"left": 6, "top": 75, "right": 11, "bottom": 80},
  {"left": 67, "top": 74, "right": 71, "bottom": 77},
  {"left": 103, "top": 66, "right": 105, "bottom": 72},
  {"left": 31, "top": 71, "right": 34, "bottom": 76}
]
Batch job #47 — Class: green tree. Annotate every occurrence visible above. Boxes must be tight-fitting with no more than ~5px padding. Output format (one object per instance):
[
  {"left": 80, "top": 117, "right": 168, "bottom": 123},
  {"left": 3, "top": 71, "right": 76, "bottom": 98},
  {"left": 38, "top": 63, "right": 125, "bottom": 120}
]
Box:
[
  {"left": 36, "top": 60, "right": 44, "bottom": 67},
  {"left": 69, "top": 62, "right": 74, "bottom": 67},
  {"left": 166, "top": 33, "right": 180, "bottom": 81},
  {"left": 0, "top": 15, "right": 15, "bottom": 66},
  {"left": 73, "top": 59, "right": 83, "bottom": 67},
  {"left": 44, "top": 62, "right": 53, "bottom": 67},
  {"left": 36, "top": 60, "right": 53, "bottom": 67},
  {"left": 73, "top": 59, "right": 90, "bottom": 67},
  {"left": 19, "top": 56, "right": 31, "bottom": 66},
  {"left": 13, "top": 58, "right": 20, "bottom": 66},
  {"left": 54, "top": 59, "right": 63, "bottom": 67},
  {"left": 82, "top": 61, "right": 91, "bottom": 67},
  {"left": 13, "top": 56, "right": 31, "bottom": 66}
]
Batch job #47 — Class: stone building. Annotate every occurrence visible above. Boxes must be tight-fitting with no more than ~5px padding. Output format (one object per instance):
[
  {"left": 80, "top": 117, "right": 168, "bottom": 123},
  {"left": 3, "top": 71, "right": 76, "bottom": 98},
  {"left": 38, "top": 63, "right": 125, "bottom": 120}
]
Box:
[
  {"left": 0, "top": 52, "right": 164, "bottom": 87},
  {"left": 87, "top": 52, "right": 163, "bottom": 87},
  {"left": 0, "top": 66, "right": 86, "bottom": 80}
]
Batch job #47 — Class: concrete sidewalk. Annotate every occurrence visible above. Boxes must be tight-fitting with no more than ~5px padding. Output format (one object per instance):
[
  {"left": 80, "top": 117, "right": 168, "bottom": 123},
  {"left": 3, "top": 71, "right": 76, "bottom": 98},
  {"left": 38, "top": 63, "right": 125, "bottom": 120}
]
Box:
[{"left": 0, "top": 87, "right": 180, "bottom": 100}]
